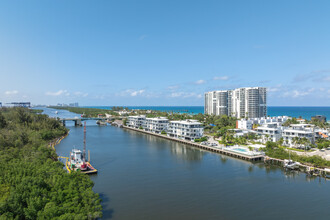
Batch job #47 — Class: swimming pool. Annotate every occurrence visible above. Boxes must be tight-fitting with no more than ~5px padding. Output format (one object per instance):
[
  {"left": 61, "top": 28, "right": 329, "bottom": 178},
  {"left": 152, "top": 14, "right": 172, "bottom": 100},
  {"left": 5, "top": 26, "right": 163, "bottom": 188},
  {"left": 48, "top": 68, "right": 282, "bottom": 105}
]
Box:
[
  {"left": 225, "top": 146, "right": 263, "bottom": 156},
  {"left": 232, "top": 148, "right": 248, "bottom": 153}
]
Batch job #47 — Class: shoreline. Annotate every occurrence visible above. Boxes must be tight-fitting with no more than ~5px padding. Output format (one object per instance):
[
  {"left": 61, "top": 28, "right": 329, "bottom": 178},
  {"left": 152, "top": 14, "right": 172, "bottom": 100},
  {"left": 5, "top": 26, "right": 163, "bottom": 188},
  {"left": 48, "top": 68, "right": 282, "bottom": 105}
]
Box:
[
  {"left": 123, "top": 125, "right": 328, "bottom": 177},
  {"left": 123, "top": 125, "right": 264, "bottom": 161}
]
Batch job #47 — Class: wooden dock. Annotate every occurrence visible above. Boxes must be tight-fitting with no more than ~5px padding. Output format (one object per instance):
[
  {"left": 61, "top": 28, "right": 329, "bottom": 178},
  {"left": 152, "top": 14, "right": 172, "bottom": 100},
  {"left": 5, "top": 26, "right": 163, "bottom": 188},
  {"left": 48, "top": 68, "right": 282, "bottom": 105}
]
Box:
[{"left": 123, "top": 126, "right": 264, "bottom": 162}]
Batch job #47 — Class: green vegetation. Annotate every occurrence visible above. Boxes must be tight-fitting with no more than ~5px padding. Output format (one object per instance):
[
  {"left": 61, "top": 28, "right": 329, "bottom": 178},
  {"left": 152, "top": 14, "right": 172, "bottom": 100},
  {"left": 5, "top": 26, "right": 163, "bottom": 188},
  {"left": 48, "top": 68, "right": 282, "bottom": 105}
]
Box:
[
  {"left": 111, "top": 106, "right": 128, "bottom": 111},
  {"left": 316, "top": 139, "right": 330, "bottom": 149},
  {"left": 287, "top": 147, "right": 313, "bottom": 152},
  {"left": 310, "top": 118, "right": 329, "bottom": 129},
  {"left": 264, "top": 141, "right": 330, "bottom": 168},
  {"left": 194, "top": 136, "right": 208, "bottom": 142},
  {"left": 0, "top": 108, "right": 102, "bottom": 219},
  {"left": 161, "top": 130, "right": 167, "bottom": 135},
  {"left": 282, "top": 117, "right": 299, "bottom": 127},
  {"left": 29, "top": 109, "right": 43, "bottom": 114},
  {"left": 49, "top": 106, "right": 119, "bottom": 118}
]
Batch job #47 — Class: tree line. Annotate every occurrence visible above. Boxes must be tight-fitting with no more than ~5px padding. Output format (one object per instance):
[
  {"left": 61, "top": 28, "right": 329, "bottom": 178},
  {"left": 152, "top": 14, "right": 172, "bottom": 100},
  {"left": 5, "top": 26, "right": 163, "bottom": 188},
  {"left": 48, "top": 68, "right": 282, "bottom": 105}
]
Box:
[{"left": 0, "top": 108, "right": 102, "bottom": 219}]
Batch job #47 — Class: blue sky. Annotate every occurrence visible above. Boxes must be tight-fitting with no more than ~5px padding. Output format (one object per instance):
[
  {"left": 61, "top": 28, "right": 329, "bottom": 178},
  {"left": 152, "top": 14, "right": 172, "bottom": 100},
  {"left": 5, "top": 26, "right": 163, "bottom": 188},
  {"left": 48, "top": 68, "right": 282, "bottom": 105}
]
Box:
[{"left": 0, "top": 0, "right": 330, "bottom": 106}]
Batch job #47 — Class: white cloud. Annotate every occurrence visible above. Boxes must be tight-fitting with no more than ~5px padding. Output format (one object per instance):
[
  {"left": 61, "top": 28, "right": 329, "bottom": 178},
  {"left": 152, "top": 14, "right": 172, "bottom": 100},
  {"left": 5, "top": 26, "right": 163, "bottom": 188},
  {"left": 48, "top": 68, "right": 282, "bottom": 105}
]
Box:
[
  {"left": 290, "top": 89, "right": 315, "bottom": 98},
  {"left": 213, "top": 76, "right": 229, "bottom": 81},
  {"left": 167, "top": 85, "right": 180, "bottom": 90},
  {"left": 5, "top": 90, "right": 18, "bottom": 95},
  {"left": 45, "top": 90, "right": 70, "bottom": 96},
  {"left": 195, "top": 79, "right": 206, "bottom": 85},
  {"left": 169, "top": 92, "right": 202, "bottom": 99},
  {"left": 170, "top": 92, "right": 184, "bottom": 98},
  {"left": 117, "top": 89, "right": 146, "bottom": 97},
  {"left": 74, "top": 91, "right": 88, "bottom": 97},
  {"left": 130, "top": 89, "right": 145, "bottom": 96}
]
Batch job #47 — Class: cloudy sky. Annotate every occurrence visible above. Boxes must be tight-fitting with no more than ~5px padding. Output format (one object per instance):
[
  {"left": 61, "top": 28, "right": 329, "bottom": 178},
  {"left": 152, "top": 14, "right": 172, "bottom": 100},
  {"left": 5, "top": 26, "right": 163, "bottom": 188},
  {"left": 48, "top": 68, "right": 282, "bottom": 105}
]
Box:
[{"left": 0, "top": 0, "right": 330, "bottom": 106}]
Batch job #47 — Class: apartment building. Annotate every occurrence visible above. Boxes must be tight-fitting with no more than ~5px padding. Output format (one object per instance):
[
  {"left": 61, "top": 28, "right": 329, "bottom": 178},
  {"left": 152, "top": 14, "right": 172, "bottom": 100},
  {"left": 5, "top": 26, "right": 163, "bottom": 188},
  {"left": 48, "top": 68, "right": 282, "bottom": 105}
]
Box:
[
  {"left": 254, "top": 123, "right": 283, "bottom": 143},
  {"left": 167, "top": 119, "right": 203, "bottom": 141},
  {"left": 127, "top": 115, "right": 146, "bottom": 128},
  {"left": 237, "top": 116, "right": 289, "bottom": 130},
  {"left": 205, "top": 87, "right": 267, "bottom": 118},
  {"left": 143, "top": 117, "right": 169, "bottom": 133},
  {"left": 282, "top": 124, "right": 315, "bottom": 147}
]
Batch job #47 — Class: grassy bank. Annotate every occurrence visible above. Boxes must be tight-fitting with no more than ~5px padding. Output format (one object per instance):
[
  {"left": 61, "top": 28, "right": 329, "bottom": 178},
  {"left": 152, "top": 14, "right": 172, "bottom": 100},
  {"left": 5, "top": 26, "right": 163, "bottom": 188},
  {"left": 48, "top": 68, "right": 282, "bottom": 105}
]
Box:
[
  {"left": 264, "top": 142, "right": 330, "bottom": 168},
  {"left": 0, "top": 108, "right": 102, "bottom": 219},
  {"left": 49, "top": 106, "right": 119, "bottom": 118}
]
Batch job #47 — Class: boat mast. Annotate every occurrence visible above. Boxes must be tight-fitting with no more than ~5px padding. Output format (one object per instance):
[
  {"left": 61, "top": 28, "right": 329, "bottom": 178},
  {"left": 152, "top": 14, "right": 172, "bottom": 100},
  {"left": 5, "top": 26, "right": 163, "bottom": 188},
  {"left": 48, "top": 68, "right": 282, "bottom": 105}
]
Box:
[{"left": 83, "top": 121, "right": 86, "bottom": 163}]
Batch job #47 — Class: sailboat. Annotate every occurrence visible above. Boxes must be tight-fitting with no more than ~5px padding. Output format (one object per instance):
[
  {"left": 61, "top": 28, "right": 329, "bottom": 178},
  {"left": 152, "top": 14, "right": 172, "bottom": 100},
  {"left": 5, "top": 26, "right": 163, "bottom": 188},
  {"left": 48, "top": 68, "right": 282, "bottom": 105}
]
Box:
[
  {"left": 67, "top": 122, "right": 98, "bottom": 174},
  {"left": 284, "top": 150, "right": 300, "bottom": 170}
]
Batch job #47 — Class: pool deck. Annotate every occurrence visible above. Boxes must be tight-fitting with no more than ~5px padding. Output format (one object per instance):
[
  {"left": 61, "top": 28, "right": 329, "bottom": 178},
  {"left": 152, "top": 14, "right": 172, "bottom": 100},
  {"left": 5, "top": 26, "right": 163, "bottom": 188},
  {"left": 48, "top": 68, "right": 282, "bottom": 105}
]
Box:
[{"left": 123, "top": 126, "right": 264, "bottom": 162}]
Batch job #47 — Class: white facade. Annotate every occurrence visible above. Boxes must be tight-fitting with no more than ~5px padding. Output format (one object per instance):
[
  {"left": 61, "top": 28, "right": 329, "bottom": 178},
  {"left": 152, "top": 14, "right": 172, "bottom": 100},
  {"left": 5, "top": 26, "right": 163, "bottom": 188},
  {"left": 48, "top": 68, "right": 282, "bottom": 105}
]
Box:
[
  {"left": 237, "top": 116, "right": 289, "bottom": 130},
  {"left": 254, "top": 123, "right": 283, "bottom": 143},
  {"left": 167, "top": 119, "right": 203, "bottom": 141},
  {"left": 143, "top": 117, "right": 169, "bottom": 133},
  {"left": 282, "top": 124, "right": 315, "bottom": 147},
  {"left": 127, "top": 115, "right": 146, "bottom": 128},
  {"left": 205, "top": 87, "right": 267, "bottom": 118}
]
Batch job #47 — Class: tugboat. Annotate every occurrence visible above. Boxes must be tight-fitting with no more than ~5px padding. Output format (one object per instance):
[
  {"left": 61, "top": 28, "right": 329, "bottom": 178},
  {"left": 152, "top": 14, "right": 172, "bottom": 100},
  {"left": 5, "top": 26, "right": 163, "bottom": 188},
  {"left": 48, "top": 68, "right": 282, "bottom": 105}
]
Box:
[{"left": 67, "top": 122, "right": 97, "bottom": 174}]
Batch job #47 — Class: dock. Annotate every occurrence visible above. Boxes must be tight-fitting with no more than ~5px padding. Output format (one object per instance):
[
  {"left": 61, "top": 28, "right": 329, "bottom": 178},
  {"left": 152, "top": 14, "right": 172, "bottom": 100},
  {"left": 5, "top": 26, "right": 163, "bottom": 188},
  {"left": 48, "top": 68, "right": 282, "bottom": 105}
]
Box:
[{"left": 123, "top": 126, "right": 264, "bottom": 162}]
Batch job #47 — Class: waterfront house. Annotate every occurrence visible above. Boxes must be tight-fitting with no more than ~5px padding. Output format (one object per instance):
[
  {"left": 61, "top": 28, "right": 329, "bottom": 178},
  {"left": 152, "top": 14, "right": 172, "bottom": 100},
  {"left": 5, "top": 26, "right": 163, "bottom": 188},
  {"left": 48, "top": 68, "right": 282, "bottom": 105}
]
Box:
[
  {"left": 253, "top": 123, "right": 283, "bottom": 143},
  {"left": 236, "top": 116, "right": 289, "bottom": 130},
  {"left": 127, "top": 115, "right": 146, "bottom": 129},
  {"left": 167, "top": 119, "right": 203, "bottom": 141},
  {"left": 282, "top": 124, "right": 315, "bottom": 148},
  {"left": 143, "top": 117, "right": 169, "bottom": 134}
]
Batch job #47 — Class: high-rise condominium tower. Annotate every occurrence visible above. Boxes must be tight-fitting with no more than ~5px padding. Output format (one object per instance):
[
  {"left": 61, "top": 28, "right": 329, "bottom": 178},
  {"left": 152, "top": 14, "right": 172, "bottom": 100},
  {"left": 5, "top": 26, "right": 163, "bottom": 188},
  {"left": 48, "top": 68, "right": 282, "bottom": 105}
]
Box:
[{"left": 204, "top": 87, "right": 267, "bottom": 118}]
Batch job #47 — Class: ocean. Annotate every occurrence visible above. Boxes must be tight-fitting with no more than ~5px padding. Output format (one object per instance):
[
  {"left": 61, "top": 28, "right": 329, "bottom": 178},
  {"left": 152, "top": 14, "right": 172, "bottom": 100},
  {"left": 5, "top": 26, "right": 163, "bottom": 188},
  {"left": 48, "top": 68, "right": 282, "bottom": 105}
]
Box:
[{"left": 84, "top": 106, "right": 330, "bottom": 121}]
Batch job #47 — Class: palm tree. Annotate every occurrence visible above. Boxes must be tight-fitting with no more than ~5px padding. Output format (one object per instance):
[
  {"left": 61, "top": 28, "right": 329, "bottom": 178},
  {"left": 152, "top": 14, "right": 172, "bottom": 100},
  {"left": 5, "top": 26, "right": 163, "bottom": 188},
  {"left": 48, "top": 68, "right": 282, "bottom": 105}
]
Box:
[
  {"left": 264, "top": 134, "right": 270, "bottom": 143},
  {"left": 300, "top": 137, "right": 310, "bottom": 154},
  {"left": 292, "top": 137, "right": 299, "bottom": 148}
]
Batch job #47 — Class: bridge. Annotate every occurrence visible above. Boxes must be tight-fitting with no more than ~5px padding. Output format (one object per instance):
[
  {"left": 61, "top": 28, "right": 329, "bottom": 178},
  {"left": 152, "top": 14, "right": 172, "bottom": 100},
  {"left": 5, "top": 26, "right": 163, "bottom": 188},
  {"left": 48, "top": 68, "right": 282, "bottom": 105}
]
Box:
[{"left": 59, "top": 117, "right": 107, "bottom": 126}]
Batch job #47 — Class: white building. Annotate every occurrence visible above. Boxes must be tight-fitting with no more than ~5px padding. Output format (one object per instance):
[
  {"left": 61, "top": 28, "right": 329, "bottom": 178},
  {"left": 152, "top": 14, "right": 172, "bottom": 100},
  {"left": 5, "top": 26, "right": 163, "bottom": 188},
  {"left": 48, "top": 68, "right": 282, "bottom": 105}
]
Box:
[
  {"left": 205, "top": 87, "right": 267, "bottom": 118},
  {"left": 167, "top": 119, "right": 203, "bottom": 141},
  {"left": 254, "top": 123, "right": 283, "bottom": 143},
  {"left": 237, "top": 116, "right": 289, "bottom": 130},
  {"left": 315, "top": 129, "right": 330, "bottom": 140},
  {"left": 282, "top": 124, "right": 315, "bottom": 147},
  {"left": 127, "top": 115, "right": 146, "bottom": 129},
  {"left": 143, "top": 117, "right": 169, "bottom": 133}
]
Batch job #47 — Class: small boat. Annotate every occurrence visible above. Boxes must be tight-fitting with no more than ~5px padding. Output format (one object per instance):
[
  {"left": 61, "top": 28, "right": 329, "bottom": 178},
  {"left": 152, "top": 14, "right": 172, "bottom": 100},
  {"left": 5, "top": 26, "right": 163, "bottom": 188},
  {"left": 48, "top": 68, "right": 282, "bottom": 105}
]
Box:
[
  {"left": 323, "top": 168, "right": 330, "bottom": 178},
  {"left": 96, "top": 120, "right": 107, "bottom": 126},
  {"left": 67, "top": 122, "right": 97, "bottom": 174},
  {"left": 284, "top": 150, "right": 300, "bottom": 170},
  {"left": 283, "top": 159, "right": 300, "bottom": 170},
  {"left": 55, "top": 111, "right": 58, "bottom": 114}
]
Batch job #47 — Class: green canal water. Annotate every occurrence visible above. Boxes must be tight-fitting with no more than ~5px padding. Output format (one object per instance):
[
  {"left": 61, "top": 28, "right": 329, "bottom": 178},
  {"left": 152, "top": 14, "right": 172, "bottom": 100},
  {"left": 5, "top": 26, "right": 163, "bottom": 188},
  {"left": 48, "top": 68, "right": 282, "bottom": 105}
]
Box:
[{"left": 42, "top": 108, "right": 330, "bottom": 220}]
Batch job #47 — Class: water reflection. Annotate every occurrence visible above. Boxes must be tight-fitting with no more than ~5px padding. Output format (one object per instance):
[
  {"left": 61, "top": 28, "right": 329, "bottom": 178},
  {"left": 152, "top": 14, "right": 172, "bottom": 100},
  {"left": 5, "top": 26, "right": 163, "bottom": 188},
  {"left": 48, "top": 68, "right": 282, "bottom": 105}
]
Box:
[{"left": 170, "top": 142, "right": 205, "bottom": 163}]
